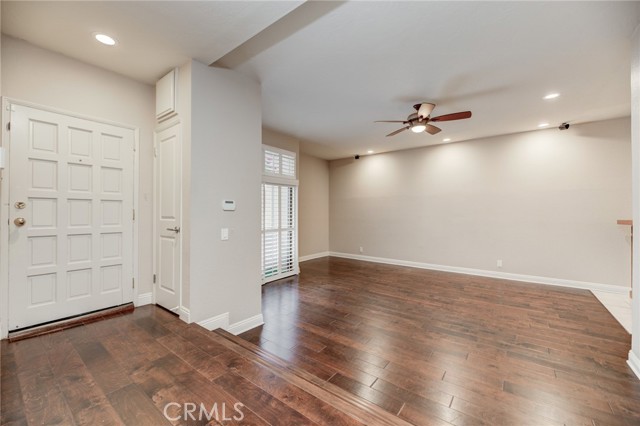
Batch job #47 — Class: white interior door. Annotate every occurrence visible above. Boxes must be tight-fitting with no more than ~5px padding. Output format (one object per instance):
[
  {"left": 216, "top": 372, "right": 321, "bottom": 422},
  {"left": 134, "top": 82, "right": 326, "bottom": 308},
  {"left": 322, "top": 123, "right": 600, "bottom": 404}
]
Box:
[
  {"left": 8, "top": 104, "right": 134, "bottom": 331},
  {"left": 154, "top": 123, "right": 181, "bottom": 312}
]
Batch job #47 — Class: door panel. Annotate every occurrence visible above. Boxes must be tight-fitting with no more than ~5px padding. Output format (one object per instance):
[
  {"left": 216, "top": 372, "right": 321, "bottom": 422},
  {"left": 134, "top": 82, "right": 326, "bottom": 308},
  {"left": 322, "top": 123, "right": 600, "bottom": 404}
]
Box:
[
  {"left": 155, "top": 123, "right": 181, "bottom": 311},
  {"left": 8, "top": 104, "right": 134, "bottom": 331}
]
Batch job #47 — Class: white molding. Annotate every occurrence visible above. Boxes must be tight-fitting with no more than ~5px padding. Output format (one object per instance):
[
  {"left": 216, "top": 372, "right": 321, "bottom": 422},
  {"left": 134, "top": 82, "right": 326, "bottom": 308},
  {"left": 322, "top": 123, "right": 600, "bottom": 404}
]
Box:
[
  {"left": 628, "top": 350, "right": 640, "bottom": 380},
  {"left": 179, "top": 306, "right": 191, "bottom": 324},
  {"left": 0, "top": 98, "right": 10, "bottom": 339},
  {"left": 131, "top": 127, "right": 140, "bottom": 306},
  {"left": 197, "top": 312, "right": 229, "bottom": 331},
  {"left": 136, "top": 292, "right": 153, "bottom": 307},
  {"left": 330, "top": 252, "right": 629, "bottom": 295},
  {"left": 227, "top": 314, "right": 264, "bottom": 335},
  {"left": 299, "top": 251, "right": 330, "bottom": 262}
]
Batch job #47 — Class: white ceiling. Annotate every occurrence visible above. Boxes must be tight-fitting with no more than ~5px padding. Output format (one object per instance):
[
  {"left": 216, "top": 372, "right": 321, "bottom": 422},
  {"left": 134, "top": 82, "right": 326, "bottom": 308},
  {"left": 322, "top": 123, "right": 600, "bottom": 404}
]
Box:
[
  {"left": 1, "top": 0, "right": 303, "bottom": 83},
  {"left": 3, "top": 1, "right": 639, "bottom": 159}
]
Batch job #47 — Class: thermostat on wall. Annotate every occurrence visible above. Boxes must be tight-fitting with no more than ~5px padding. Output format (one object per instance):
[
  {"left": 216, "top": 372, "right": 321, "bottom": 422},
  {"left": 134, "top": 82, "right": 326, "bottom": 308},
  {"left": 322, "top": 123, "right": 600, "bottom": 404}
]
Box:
[{"left": 222, "top": 200, "right": 236, "bottom": 211}]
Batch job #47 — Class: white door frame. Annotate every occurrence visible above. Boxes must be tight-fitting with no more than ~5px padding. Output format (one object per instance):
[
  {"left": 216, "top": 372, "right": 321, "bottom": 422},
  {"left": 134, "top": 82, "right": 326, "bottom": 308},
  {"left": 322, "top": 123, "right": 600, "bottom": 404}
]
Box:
[
  {"left": 0, "top": 97, "right": 140, "bottom": 338},
  {"left": 152, "top": 117, "right": 187, "bottom": 321}
]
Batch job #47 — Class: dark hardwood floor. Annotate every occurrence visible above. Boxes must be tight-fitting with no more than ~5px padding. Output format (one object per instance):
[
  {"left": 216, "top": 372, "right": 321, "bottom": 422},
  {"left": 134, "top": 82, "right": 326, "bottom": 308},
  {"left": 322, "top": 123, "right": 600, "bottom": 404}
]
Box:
[
  {"left": 1, "top": 303, "right": 406, "bottom": 426},
  {"left": 2, "top": 256, "right": 639, "bottom": 425},
  {"left": 240, "top": 257, "right": 640, "bottom": 426}
]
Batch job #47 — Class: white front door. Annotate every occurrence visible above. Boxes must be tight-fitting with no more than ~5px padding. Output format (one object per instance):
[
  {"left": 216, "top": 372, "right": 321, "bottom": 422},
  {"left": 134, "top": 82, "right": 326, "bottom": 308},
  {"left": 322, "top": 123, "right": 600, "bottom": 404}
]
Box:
[
  {"left": 8, "top": 104, "right": 134, "bottom": 331},
  {"left": 154, "top": 123, "right": 181, "bottom": 312}
]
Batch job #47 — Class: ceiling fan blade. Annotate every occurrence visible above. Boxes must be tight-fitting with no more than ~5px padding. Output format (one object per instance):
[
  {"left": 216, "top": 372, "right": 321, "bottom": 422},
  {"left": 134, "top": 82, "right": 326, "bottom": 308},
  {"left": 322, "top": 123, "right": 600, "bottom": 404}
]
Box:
[
  {"left": 416, "top": 103, "right": 436, "bottom": 119},
  {"left": 425, "top": 124, "right": 442, "bottom": 135},
  {"left": 375, "top": 120, "right": 405, "bottom": 123},
  {"left": 430, "top": 111, "right": 472, "bottom": 122},
  {"left": 386, "top": 127, "right": 409, "bottom": 137}
]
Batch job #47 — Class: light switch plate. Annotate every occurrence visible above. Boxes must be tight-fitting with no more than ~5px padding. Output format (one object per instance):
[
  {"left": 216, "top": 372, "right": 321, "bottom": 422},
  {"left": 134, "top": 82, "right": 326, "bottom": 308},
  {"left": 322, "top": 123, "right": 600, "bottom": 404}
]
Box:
[{"left": 221, "top": 228, "right": 229, "bottom": 240}]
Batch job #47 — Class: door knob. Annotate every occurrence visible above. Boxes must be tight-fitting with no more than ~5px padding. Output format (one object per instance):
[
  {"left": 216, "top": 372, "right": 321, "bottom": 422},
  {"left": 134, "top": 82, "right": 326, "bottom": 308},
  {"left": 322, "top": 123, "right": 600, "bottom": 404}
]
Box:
[
  {"left": 166, "top": 226, "right": 180, "bottom": 233},
  {"left": 14, "top": 218, "right": 26, "bottom": 227}
]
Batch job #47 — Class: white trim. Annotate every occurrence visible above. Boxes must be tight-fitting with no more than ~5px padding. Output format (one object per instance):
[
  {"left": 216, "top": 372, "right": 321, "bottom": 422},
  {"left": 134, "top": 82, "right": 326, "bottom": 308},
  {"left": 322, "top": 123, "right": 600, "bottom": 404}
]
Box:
[
  {"left": 136, "top": 292, "right": 153, "bottom": 307},
  {"left": 197, "top": 312, "right": 229, "bottom": 331},
  {"left": 628, "top": 350, "right": 640, "bottom": 380},
  {"left": 262, "top": 269, "right": 299, "bottom": 285},
  {"left": 227, "top": 314, "right": 264, "bottom": 335},
  {"left": 179, "top": 306, "right": 191, "bottom": 324},
  {"left": 1, "top": 98, "right": 10, "bottom": 338},
  {"left": 299, "top": 252, "right": 330, "bottom": 262},
  {"left": 132, "top": 127, "right": 140, "bottom": 307},
  {"left": 330, "top": 252, "right": 629, "bottom": 295}
]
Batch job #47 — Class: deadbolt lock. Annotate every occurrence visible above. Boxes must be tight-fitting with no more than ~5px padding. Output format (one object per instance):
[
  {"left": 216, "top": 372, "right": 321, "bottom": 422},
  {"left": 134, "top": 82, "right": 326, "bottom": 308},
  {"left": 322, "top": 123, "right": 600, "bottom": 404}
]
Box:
[
  {"left": 14, "top": 217, "right": 26, "bottom": 227},
  {"left": 14, "top": 201, "right": 26, "bottom": 209}
]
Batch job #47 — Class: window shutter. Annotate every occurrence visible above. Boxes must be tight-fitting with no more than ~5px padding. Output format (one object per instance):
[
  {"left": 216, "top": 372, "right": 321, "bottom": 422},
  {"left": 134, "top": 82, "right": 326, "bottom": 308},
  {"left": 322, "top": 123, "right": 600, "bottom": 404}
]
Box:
[{"left": 261, "top": 146, "right": 298, "bottom": 283}]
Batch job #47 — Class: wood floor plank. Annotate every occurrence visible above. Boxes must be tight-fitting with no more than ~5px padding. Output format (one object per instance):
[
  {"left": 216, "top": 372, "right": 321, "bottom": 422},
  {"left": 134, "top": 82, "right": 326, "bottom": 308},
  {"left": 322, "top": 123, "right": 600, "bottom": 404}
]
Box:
[
  {"left": 107, "top": 383, "right": 173, "bottom": 426},
  {"left": 251, "top": 257, "right": 640, "bottom": 426},
  {"left": 213, "top": 372, "right": 318, "bottom": 425},
  {"left": 73, "top": 341, "right": 132, "bottom": 395}
]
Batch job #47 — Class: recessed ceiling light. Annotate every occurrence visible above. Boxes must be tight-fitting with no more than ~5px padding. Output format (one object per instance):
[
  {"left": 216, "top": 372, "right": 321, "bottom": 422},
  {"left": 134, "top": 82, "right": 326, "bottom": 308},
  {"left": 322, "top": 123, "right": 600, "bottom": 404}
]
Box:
[
  {"left": 543, "top": 93, "right": 560, "bottom": 100},
  {"left": 538, "top": 122, "right": 549, "bottom": 128},
  {"left": 443, "top": 138, "right": 451, "bottom": 142},
  {"left": 94, "top": 33, "right": 117, "bottom": 46},
  {"left": 367, "top": 150, "right": 374, "bottom": 154}
]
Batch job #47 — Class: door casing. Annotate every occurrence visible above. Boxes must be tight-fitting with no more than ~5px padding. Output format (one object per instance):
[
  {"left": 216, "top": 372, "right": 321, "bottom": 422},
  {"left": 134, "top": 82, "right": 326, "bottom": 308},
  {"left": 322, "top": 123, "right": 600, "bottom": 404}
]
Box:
[{"left": 0, "top": 97, "right": 141, "bottom": 338}]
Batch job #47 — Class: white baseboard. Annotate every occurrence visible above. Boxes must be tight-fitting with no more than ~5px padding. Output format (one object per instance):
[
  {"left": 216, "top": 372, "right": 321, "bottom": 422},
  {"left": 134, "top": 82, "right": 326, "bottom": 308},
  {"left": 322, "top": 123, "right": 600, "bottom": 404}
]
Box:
[
  {"left": 329, "top": 252, "right": 629, "bottom": 295},
  {"left": 135, "top": 292, "right": 153, "bottom": 307},
  {"left": 628, "top": 350, "right": 640, "bottom": 380},
  {"left": 299, "top": 251, "right": 330, "bottom": 262},
  {"left": 197, "top": 312, "right": 229, "bottom": 331},
  {"left": 227, "top": 314, "right": 264, "bottom": 335},
  {"left": 179, "top": 306, "right": 191, "bottom": 324}
]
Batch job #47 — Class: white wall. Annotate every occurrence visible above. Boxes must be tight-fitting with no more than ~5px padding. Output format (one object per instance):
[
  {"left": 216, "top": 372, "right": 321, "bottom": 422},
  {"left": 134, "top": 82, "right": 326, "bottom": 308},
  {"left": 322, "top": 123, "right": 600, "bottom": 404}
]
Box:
[
  {"left": 1, "top": 36, "right": 155, "bottom": 298},
  {"left": 187, "top": 61, "right": 262, "bottom": 326},
  {"left": 299, "top": 153, "right": 329, "bottom": 258},
  {"left": 330, "top": 117, "right": 632, "bottom": 288},
  {"left": 629, "top": 25, "right": 640, "bottom": 378}
]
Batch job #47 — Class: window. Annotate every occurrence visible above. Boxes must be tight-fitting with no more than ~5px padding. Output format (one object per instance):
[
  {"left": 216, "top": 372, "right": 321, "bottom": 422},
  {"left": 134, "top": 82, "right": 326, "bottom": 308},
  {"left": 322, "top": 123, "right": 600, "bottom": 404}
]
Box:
[{"left": 261, "top": 146, "right": 298, "bottom": 283}]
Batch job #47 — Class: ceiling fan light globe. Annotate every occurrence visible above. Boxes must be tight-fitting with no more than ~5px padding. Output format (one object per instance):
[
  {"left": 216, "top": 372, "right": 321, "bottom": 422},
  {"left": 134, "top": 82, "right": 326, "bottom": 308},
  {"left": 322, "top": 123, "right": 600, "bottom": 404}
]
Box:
[{"left": 411, "top": 124, "right": 427, "bottom": 133}]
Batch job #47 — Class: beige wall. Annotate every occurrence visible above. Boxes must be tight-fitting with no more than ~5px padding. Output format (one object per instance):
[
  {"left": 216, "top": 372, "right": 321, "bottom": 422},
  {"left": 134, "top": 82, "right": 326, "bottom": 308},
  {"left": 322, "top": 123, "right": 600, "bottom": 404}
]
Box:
[
  {"left": 330, "top": 117, "right": 632, "bottom": 287},
  {"left": 1, "top": 36, "right": 156, "bottom": 298},
  {"left": 299, "top": 153, "right": 330, "bottom": 257},
  {"left": 176, "top": 60, "right": 192, "bottom": 310},
  {"left": 188, "top": 61, "right": 262, "bottom": 325},
  {"left": 630, "top": 24, "right": 640, "bottom": 369}
]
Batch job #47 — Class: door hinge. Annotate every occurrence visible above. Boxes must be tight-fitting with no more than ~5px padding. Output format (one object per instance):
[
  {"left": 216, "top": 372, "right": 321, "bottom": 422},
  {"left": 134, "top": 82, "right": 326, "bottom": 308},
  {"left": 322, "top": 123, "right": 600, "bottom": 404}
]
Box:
[
  {"left": 6, "top": 122, "right": 10, "bottom": 131},
  {"left": 153, "top": 274, "right": 157, "bottom": 284},
  {"left": 132, "top": 278, "right": 135, "bottom": 289},
  {"left": 133, "top": 209, "right": 136, "bottom": 220}
]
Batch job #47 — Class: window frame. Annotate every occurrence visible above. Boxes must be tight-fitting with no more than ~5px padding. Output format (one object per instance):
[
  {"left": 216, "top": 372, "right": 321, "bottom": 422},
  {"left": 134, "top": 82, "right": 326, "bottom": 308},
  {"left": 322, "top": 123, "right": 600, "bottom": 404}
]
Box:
[{"left": 261, "top": 145, "right": 299, "bottom": 284}]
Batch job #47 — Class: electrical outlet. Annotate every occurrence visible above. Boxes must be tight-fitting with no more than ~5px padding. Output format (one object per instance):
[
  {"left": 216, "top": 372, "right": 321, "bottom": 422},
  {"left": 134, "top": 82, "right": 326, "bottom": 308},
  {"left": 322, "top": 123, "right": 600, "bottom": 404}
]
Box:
[
  {"left": 359, "top": 246, "right": 364, "bottom": 254},
  {"left": 497, "top": 259, "right": 503, "bottom": 268}
]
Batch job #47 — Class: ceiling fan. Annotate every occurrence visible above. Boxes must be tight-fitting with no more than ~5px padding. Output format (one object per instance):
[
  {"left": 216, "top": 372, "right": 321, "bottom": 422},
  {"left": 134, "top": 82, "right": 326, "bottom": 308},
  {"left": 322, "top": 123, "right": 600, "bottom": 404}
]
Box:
[{"left": 375, "top": 103, "right": 472, "bottom": 137}]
